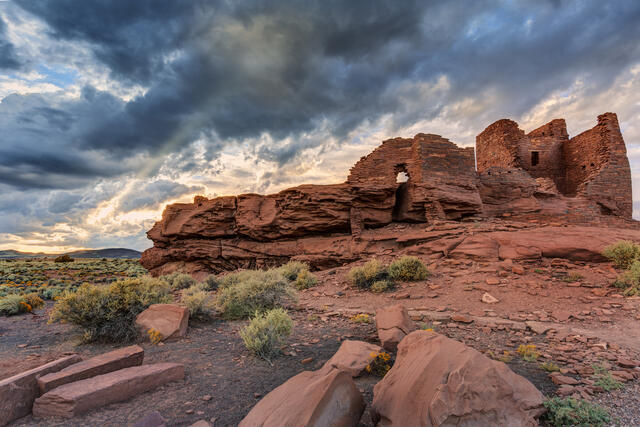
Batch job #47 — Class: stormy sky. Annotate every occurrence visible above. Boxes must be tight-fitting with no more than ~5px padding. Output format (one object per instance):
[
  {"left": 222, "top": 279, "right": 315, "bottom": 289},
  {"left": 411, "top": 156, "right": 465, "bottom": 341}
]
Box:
[{"left": 0, "top": 0, "right": 639, "bottom": 252}]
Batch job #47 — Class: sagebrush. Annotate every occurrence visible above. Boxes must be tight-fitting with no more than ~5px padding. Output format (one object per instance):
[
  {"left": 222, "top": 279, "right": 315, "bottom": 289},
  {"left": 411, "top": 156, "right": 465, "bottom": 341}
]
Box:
[
  {"left": 240, "top": 308, "right": 293, "bottom": 362},
  {"left": 348, "top": 260, "right": 390, "bottom": 289},
  {"left": 543, "top": 397, "right": 610, "bottom": 427},
  {"left": 602, "top": 240, "right": 640, "bottom": 269},
  {"left": 161, "top": 272, "right": 196, "bottom": 290},
  {"left": 50, "top": 277, "right": 171, "bottom": 342},
  {"left": 216, "top": 270, "right": 296, "bottom": 320},
  {"left": 181, "top": 283, "right": 215, "bottom": 320},
  {"left": 388, "top": 256, "right": 429, "bottom": 281}
]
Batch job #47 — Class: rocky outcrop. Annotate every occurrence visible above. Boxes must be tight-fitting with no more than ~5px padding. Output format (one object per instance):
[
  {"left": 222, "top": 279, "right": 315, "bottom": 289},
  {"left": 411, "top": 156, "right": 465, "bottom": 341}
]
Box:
[
  {"left": 135, "top": 304, "right": 189, "bottom": 341},
  {"left": 371, "top": 331, "right": 545, "bottom": 426},
  {"left": 38, "top": 346, "right": 144, "bottom": 393},
  {"left": 375, "top": 304, "right": 415, "bottom": 352},
  {"left": 0, "top": 354, "right": 82, "bottom": 426},
  {"left": 239, "top": 368, "right": 364, "bottom": 427},
  {"left": 33, "top": 363, "right": 185, "bottom": 418},
  {"left": 142, "top": 114, "right": 636, "bottom": 276}
]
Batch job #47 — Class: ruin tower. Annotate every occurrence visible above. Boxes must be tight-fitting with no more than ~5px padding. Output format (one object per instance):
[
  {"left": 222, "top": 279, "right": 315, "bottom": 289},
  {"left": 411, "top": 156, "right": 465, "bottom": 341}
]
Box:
[{"left": 476, "top": 113, "right": 632, "bottom": 218}]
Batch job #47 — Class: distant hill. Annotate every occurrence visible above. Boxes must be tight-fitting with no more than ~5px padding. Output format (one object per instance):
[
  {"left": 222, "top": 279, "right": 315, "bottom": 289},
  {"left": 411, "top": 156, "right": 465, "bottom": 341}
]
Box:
[{"left": 0, "top": 248, "right": 142, "bottom": 260}]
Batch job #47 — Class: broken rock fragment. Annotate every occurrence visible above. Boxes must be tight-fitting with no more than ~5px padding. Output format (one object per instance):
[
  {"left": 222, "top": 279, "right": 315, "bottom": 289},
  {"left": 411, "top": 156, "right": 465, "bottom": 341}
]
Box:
[
  {"left": 372, "top": 331, "right": 545, "bottom": 426},
  {"left": 375, "top": 304, "right": 415, "bottom": 351}
]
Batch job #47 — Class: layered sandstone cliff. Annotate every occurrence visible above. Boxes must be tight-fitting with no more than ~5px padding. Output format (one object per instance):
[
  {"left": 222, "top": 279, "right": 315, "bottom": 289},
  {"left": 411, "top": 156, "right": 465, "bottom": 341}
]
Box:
[{"left": 141, "top": 113, "right": 635, "bottom": 276}]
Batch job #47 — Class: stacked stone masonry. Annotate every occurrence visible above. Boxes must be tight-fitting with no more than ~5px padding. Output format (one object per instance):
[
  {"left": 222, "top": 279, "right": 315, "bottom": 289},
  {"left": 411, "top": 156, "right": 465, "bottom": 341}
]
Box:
[{"left": 141, "top": 113, "right": 634, "bottom": 275}]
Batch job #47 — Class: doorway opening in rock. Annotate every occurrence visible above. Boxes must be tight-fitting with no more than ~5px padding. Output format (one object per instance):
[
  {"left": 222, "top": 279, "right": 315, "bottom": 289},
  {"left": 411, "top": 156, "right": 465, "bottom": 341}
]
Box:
[
  {"left": 531, "top": 151, "right": 539, "bottom": 167},
  {"left": 393, "top": 164, "right": 411, "bottom": 221}
]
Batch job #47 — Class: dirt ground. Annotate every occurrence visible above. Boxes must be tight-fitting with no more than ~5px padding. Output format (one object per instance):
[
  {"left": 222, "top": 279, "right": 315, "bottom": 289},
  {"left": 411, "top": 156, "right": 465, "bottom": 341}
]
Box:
[{"left": 2, "top": 256, "right": 640, "bottom": 426}]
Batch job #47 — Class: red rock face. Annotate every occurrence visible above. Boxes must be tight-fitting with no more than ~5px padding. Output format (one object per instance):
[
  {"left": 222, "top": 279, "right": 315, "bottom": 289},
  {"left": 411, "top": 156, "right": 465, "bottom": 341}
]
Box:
[{"left": 142, "top": 114, "right": 635, "bottom": 276}]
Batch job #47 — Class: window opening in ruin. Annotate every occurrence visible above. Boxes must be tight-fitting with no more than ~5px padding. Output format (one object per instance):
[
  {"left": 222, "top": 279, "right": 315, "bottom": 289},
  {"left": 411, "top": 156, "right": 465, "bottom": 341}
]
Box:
[
  {"left": 396, "top": 171, "right": 409, "bottom": 183},
  {"left": 531, "top": 151, "right": 539, "bottom": 167}
]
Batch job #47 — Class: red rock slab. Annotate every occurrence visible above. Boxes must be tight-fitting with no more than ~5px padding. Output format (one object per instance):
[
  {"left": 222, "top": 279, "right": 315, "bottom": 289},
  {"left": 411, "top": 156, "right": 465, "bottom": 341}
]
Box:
[
  {"left": 375, "top": 304, "right": 415, "bottom": 352},
  {"left": 135, "top": 304, "right": 189, "bottom": 341},
  {"left": 0, "top": 354, "right": 82, "bottom": 426},
  {"left": 372, "top": 331, "right": 544, "bottom": 426},
  {"left": 322, "top": 340, "right": 383, "bottom": 377},
  {"left": 239, "top": 368, "right": 364, "bottom": 427},
  {"left": 38, "top": 345, "right": 144, "bottom": 393},
  {"left": 32, "top": 363, "right": 184, "bottom": 418}
]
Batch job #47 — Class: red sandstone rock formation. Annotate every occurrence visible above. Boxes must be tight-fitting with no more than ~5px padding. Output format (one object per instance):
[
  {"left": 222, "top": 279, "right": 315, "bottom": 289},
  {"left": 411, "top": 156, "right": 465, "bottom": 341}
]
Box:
[{"left": 141, "top": 114, "right": 636, "bottom": 276}]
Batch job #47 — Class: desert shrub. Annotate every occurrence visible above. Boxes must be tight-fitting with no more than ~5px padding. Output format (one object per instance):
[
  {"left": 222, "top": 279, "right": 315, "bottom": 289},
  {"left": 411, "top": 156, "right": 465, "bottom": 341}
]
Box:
[
  {"left": 216, "top": 270, "right": 296, "bottom": 320},
  {"left": 292, "top": 270, "right": 318, "bottom": 290},
  {"left": 350, "top": 313, "right": 371, "bottom": 323},
  {"left": 614, "top": 260, "right": 640, "bottom": 296},
  {"left": 543, "top": 397, "right": 610, "bottom": 427},
  {"left": 54, "top": 254, "right": 74, "bottom": 263},
  {"left": 516, "top": 344, "right": 539, "bottom": 362},
  {"left": 181, "top": 284, "right": 215, "bottom": 320},
  {"left": 365, "top": 351, "right": 393, "bottom": 377},
  {"left": 277, "top": 261, "right": 310, "bottom": 281},
  {"left": 50, "top": 276, "right": 171, "bottom": 343},
  {"left": 602, "top": 240, "right": 640, "bottom": 269},
  {"left": 0, "top": 293, "right": 44, "bottom": 316},
  {"left": 348, "top": 259, "right": 390, "bottom": 289},
  {"left": 370, "top": 279, "right": 394, "bottom": 293},
  {"left": 240, "top": 308, "right": 293, "bottom": 362},
  {"left": 161, "top": 272, "right": 196, "bottom": 290},
  {"left": 540, "top": 361, "right": 560, "bottom": 372},
  {"left": 219, "top": 269, "right": 261, "bottom": 289},
  {"left": 593, "top": 364, "right": 623, "bottom": 391},
  {"left": 201, "top": 274, "right": 220, "bottom": 291},
  {"left": 388, "top": 256, "right": 429, "bottom": 281}
]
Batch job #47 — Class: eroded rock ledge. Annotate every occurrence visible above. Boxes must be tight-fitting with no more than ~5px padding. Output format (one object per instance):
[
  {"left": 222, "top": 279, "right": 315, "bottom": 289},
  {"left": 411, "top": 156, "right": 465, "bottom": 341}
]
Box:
[{"left": 142, "top": 113, "right": 637, "bottom": 276}]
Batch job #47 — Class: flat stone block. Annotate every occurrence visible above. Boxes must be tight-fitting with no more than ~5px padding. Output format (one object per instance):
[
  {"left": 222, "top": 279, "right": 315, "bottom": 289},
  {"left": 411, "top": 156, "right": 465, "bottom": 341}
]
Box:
[
  {"left": 38, "top": 345, "right": 144, "bottom": 393},
  {"left": 33, "top": 363, "right": 184, "bottom": 418}
]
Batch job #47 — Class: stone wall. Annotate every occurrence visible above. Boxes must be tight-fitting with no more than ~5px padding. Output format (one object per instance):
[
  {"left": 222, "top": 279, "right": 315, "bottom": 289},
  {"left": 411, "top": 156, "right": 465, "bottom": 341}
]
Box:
[{"left": 562, "top": 113, "right": 632, "bottom": 217}]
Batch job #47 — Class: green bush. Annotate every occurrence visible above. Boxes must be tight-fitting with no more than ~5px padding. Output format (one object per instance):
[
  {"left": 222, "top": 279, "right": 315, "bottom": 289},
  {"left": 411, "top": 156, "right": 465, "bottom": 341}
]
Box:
[
  {"left": 216, "top": 270, "right": 296, "bottom": 320},
  {"left": 181, "top": 284, "right": 215, "bottom": 320},
  {"left": 240, "top": 308, "right": 293, "bottom": 362},
  {"left": 371, "top": 279, "right": 394, "bottom": 293},
  {"left": 50, "top": 277, "right": 171, "bottom": 343},
  {"left": 277, "top": 261, "right": 310, "bottom": 281},
  {"left": 614, "top": 260, "right": 640, "bottom": 296},
  {"left": 602, "top": 240, "right": 640, "bottom": 269},
  {"left": 348, "top": 260, "right": 390, "bottom": 289},
  {"left": 543, "top": 397, "right": 610, "bottom": 427},
  {"left": 161, "top": 272, "right": 196, "bottom": 290},
  {"left": 201, "top": 274, "right": 220, "bottom": 291},
  {"left": 0, "top": 293, "right": 44, "bottom": 316},
  {"left": 388, "top": 256, "right": 430, "bottom": 281},
  {"left": 593, "top": 364, "right": 623, "bottom": 391},
  {"left": 292, "top": 270, "right": 318, "bottom": 290}
]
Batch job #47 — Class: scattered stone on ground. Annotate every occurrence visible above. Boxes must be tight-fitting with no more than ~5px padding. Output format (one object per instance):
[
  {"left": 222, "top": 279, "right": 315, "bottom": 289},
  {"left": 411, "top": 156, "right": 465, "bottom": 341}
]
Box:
[{"left": 322, "top": 340, "right": 382, "bottom": 377}]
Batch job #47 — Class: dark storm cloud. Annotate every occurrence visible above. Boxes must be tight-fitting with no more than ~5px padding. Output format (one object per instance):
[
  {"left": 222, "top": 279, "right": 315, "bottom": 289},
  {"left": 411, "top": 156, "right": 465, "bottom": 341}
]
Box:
[
  {"left": 0, "top": 15, "right": 20, "bottom": 69},
  {"left": 4, "top": 0, "right": 640, "bottom": 189}
]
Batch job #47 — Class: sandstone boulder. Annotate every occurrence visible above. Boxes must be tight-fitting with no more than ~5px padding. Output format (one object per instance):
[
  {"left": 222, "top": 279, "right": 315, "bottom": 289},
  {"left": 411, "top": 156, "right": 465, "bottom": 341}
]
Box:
[
  {"left": 0, "top": 354, "right": 81, "bottom": 426},
  {"left": 322, "top": 340, "right": 383, "bottom": 377},
  {"left": 375, "top": 304, "right": 415, "bottom": 351},
  {"left": 239, "top": 368, "right": 364, "bottom": 427},
  {"left": 371, "top": 331, "right": 544, "bottom": 426},
  {"left": 33, "top": 363, "right": 184, "bottom": 418},
  {"left": 136, "top": 304, "right": 189, "bottom": 341},
  {"left": 38, "top": 345, "right": 144, "bottom": 393}
]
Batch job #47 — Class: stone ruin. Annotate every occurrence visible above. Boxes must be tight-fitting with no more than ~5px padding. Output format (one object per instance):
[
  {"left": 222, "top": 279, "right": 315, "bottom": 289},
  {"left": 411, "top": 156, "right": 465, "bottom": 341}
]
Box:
[{"left": 141, "top": 113, "right": 634, "bottom": 276}]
